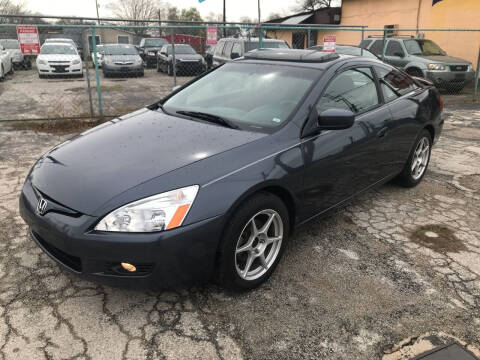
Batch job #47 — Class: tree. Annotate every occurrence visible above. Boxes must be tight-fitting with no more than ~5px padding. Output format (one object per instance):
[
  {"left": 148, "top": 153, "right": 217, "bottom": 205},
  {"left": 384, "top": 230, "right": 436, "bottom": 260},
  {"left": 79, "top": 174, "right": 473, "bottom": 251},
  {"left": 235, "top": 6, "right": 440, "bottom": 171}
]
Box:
[
  {"left": 296, "top": 0, "right": 332, "bottom": 12},
  {"left": 0, "top": 0, "right": 37, "bottom": 24},
  {"left": 107, "top": 0, "right": 160, "bottom": 35}
]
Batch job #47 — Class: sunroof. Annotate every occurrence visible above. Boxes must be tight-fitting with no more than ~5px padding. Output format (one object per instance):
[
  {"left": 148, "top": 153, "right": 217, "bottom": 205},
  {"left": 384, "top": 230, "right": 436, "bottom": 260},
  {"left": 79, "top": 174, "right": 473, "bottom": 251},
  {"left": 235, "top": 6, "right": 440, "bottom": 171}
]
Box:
[{"left": 244, "top": 48, "right": 340, "bottom": 63}]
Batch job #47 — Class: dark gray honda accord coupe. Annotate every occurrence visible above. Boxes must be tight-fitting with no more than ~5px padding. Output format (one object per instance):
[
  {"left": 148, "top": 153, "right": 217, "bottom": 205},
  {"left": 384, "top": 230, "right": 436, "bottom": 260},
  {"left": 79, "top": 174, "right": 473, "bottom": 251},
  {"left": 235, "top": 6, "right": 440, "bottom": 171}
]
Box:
[{"left": 20, "top": 49, "right": 443, "bottom": 291}]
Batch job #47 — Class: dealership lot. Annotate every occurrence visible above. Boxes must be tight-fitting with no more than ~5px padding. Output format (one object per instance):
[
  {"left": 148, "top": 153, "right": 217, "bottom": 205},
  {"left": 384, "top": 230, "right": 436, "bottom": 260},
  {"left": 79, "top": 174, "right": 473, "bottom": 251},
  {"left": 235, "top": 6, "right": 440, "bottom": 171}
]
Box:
[
  {"left": 0, "top": 67, "right": 192, "bottom": 120},
  {"left": 0, "top": 104, "right": 479, "bottom": 359}
]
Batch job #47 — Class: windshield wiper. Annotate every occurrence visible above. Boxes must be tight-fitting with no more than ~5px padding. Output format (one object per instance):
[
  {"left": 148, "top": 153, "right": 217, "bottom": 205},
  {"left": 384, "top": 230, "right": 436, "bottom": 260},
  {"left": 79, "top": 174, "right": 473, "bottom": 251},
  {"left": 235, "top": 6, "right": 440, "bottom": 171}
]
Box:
[{"left": 176, "top": 111, "right": 238, "bottom": 129}]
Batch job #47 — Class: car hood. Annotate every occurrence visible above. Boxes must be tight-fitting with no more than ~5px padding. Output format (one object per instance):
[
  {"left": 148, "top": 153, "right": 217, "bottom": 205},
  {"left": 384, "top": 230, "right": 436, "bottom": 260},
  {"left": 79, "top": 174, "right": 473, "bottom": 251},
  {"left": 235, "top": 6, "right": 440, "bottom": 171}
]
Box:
[
  {"left": 30, "top": 109, "right": 265, "bottom": 216},
  {"left": 419, "top": 55, "right": 470, "bottom": 64},
  {"left": 37, "top": 54, "right": 79, "bottom": 62},
  {"left": 145, "top": 47, "right": 163, "bottom": 52},
  {"left": 104, "top": 54, "right": 139, "bottom": 62},
  {"left": 171, "top": 54, "right": 202, "bottom": 61}
]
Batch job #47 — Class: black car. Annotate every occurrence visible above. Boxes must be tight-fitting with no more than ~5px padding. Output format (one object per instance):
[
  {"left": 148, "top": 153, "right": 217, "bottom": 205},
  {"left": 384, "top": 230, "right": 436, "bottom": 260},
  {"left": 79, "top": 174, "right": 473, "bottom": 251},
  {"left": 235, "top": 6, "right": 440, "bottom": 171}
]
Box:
[
  {"left": 309, "top": 44, "right": 378, "bottom": 59},
  {"left": 156, "top": 44, "right": 205, "bottom": 76},
  {"left": 20, "top": 49, "right": 443, "bottom": 291},
  {"left": 137, "top": 37, "right": 169, "bottom": 67}
]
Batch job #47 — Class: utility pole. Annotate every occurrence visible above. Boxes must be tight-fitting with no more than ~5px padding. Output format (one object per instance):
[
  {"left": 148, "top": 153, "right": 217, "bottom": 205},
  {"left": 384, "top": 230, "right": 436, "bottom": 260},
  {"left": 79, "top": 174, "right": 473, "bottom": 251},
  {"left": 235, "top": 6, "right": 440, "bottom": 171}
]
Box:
[
  {"left": 95, "top": 0, "right": 100, "bottom": 25},
  {"left": 258, "top": 0, "right": 261, "bottom": 24},
  {"left": 223, "top": 0, "right": 226, "bottom": 37}
]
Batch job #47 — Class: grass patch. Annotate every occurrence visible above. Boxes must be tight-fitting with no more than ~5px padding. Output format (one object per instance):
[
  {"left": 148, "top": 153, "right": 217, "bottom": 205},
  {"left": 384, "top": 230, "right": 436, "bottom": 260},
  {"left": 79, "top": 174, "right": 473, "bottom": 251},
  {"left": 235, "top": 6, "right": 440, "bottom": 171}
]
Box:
[{"left": 7, "top": 118, "right": 110, "bottom": 135}]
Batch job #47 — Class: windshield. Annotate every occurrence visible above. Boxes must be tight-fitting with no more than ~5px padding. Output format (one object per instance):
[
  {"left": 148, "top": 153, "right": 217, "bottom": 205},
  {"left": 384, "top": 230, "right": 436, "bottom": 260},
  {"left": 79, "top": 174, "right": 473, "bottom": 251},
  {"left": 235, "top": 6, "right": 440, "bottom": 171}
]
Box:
[
  {"left": 0, "top": 39, "right": 19, "bottom": 49},
  {"left": 145, "top": 38, "right": 167, "bottom": 47},
  {"left": 46, "top": 39, "right": 75, "bottom": 45},
  {"left": 104, "top": 44, "right": 138, "bottom": 55},
  {"left": 41, "top": 44, "right": 77, "bottom": 55},
  {"left": 166, "top": 45, "right": 196, "bottom": 55},
  {"left": 404, "top": 39, "right": 446, "bottom": 56},
  {"left": 245, "top": 41, "right": 289, "bottom": 52},
  {"left": 163, "top": 63, "right": 318, "bottom": 131}
]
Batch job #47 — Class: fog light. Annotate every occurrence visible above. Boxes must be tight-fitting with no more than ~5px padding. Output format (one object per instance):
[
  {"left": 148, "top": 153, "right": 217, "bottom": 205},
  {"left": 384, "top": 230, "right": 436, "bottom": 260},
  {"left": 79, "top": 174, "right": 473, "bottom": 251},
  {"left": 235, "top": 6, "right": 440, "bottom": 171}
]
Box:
[{"left": 121, "top": 262, "right": 136, "bottom": 272}]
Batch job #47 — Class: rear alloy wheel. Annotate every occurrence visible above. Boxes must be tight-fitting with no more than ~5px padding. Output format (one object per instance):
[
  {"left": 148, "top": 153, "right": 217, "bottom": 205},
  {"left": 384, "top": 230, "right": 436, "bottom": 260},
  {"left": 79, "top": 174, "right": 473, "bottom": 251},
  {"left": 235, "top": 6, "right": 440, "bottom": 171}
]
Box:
[
  {"left": 395, "top": 129, "right": 432, "bottom": 187},
  {"left": 217, "top": 192, "right": 289, "bottom": 291}
]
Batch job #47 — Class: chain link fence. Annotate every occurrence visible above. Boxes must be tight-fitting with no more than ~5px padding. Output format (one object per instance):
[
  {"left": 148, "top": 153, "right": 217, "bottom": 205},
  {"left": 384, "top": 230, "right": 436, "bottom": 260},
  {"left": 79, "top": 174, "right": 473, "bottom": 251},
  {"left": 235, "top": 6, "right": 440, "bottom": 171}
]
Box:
[{"left": 0, "top": 18, "right": 479, "bottom": 122}]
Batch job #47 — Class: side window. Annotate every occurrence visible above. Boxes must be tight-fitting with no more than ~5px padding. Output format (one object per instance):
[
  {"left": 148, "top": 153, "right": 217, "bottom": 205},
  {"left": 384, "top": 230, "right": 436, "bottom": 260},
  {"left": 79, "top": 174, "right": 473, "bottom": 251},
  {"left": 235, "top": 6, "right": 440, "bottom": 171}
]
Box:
[
  {"left": 224, "top": 41, "right": 234, "bottom": 57},
  {"left": 375, "top": 66, "right": 418, "bottom": 101},
  {"left": 317, "top": 68, "right": 379, "bottom": 115},
  {"left": 232, "top": 42, "right": 242, "bottom": 56},
  {"left": 214, "top": 42, "right": 225, "bottom": 56},
  {"left": 386, "top": 40, "right": 404, "bottom": 57},
  {"left": 369, "top": 40, "right": 385, "bottom": 56}
]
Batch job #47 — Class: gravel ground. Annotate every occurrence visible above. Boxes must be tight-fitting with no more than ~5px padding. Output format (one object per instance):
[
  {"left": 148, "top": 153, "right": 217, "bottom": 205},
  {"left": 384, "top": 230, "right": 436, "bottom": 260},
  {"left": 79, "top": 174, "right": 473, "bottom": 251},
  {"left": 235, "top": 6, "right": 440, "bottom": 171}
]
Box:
[{"left": 0, "top": 105, "right": 479, "bottom": 360}]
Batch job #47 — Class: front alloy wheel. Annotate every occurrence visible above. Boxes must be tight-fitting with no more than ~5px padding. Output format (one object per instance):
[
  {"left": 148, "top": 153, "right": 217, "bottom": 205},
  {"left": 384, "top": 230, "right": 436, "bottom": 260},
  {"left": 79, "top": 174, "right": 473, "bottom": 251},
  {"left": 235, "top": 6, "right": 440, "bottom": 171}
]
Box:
[
  {"left": 235, "top": 209, "right": 283, "bottom": 281},
  {"left": 217, "top": 192, "right": 289, "bottom": 291}
]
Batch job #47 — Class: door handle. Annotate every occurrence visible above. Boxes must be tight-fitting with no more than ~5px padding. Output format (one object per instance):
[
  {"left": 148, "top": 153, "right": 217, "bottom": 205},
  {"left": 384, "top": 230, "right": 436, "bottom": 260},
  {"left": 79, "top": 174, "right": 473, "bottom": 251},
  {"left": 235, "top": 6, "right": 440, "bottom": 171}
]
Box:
[{"left": 377, "top": 127, "right": 388, "bottom": 138}]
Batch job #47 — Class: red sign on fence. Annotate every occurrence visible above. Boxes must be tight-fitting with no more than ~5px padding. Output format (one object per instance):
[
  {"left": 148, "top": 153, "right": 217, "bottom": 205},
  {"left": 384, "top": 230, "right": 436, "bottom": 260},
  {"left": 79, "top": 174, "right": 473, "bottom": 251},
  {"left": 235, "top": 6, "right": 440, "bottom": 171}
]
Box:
[
  {"left": 206, "top": 27, "right": 218, "bottom": 45},
  {"left": 323, "top": 35, "right": 336, "bottom": 53},
  {"left": 16, "top": 25, "right": 41, "bottom": 55}
]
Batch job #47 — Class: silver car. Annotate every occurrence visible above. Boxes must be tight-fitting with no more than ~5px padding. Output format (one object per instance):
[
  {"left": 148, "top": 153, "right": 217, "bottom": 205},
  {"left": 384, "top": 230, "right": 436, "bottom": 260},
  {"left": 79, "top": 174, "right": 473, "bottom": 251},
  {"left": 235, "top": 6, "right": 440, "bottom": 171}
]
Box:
[
  {"left": 102, "top": 44, "right": 144, "bottom": 77},
  {"left": 0, "top": 43, "right": 14, "bottom": 80}
]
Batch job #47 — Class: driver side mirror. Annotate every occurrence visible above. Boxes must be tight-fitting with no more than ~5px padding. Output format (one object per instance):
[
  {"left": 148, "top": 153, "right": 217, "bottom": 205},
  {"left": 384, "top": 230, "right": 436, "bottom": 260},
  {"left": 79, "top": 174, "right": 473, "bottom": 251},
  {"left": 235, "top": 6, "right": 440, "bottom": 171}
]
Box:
[
  {"left": 318, "top": 109, "right": 355, "bottom": 130},
  {"left": 231, "top": 52, "right": 240, "bottom": 60}
]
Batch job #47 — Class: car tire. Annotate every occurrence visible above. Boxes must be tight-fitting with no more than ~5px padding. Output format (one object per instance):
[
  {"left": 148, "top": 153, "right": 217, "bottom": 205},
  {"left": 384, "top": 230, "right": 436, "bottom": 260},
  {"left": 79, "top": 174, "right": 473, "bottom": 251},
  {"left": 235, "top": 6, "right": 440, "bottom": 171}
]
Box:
[
  {"left": 0, "top": 65, "right": 4, "bottom": 82},
  {"left": 168, "top": 63, "right": 173, "bottom": 76},
  {"left": 139, "top": 71, "right": 144, "bottom": 77},
  {"left": 156, "top": 60, "right": 161, "bottom": 72},
  {"left": 217, "top": 192, "right": 289, "bottom": 291},
  {"left": 395, "top": 129, "right": 432, "bottom": 188},
  {"left": 8, "top": 62, "right": 14, "bottom": 75}
]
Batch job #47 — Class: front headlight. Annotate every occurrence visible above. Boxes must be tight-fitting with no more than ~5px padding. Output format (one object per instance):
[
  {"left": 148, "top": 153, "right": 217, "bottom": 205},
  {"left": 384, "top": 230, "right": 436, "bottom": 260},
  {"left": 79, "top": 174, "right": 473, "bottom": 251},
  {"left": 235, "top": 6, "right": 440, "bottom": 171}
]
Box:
[
  {"left": 72, "top": 59, "right": 81, "bottom": 65},
  {"left": 38, "top": 59, "right": 46, "bottom": 65},
  {"left": 135, "top": 57, "right": 143, "bottom": 65},
  {"left": 147, "top": 51, "right": 155, "bottom": 56},
  {"left": 104, "top": 58, "right": 113, "bottom": 65},
  {"left": 467, "top": 64, "right": 473, "bottom": 72},
  {"left": 428, "top": 63, "right": 446, "bottom": 71},
  {"left": 94, "top": 185, "right": 199, "bottom": 232}
]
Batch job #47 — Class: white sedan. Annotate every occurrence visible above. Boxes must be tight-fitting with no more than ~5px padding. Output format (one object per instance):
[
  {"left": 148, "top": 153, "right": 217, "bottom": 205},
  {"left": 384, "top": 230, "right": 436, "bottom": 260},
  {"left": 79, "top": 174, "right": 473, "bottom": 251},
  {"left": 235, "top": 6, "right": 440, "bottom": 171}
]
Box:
[
  {"left": 0, "top": 43, "right": 14, "bottom": 81},
  {"left": 36, "top": 43, "right": 83, "bottom": 78}
]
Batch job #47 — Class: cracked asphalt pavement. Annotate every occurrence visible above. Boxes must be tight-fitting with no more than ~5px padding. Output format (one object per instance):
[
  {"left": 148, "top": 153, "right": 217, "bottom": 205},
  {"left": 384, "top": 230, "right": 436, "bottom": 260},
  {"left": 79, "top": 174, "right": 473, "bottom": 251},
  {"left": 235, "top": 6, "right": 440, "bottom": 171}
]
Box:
[{"left": 0, "top": 104, "right": 479, "bottom": 359}]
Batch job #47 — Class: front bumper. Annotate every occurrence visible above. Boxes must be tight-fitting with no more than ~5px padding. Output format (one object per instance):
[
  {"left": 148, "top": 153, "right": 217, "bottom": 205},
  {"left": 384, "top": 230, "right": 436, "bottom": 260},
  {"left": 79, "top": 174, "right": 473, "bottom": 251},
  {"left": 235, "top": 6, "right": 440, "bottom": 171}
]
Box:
[
  {"left": 37, "top": 62, "right": 83, "bottom": 75},
  {"left": 103, "top": 63, "right": 144, "bottom": 75},
  {"left": 425, "top": 70, "right": 475, "bottom": 87},
  {"left": 19, "top": 179, "right": 224, "bottom": 288}
]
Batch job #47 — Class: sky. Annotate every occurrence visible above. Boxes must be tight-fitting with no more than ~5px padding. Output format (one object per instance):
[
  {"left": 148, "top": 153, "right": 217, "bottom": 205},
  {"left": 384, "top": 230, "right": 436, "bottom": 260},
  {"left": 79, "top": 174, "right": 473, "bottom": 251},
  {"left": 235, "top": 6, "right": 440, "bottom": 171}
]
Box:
[{"left": 25, "top": 0, "right": 305, "bottom": 22}]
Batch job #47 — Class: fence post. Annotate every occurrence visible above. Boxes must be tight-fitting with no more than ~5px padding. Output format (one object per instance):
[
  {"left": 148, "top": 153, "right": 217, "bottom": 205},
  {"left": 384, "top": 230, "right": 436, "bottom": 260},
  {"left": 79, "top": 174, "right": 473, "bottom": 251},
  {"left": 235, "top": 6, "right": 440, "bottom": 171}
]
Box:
[
  {"left": 381, "top": 28, "right": 386, "bottom": 61},
  {"left": 361, "top": 26, "right": 365, "bottom": 56},
  {"left": 91, "top": 27, "right": 103, "bottom": 118},
  {"left": 258, "top": 24, "right": 263, "bottom": 49},
  {"left": 84, "top": 53, "right": 94, "bottom": 118},
  {"left": 171, "top": 27, "right": 177, "bottom": 87},
  {"left": 474, "top": 47, "right": 480, "bottom": 101}
]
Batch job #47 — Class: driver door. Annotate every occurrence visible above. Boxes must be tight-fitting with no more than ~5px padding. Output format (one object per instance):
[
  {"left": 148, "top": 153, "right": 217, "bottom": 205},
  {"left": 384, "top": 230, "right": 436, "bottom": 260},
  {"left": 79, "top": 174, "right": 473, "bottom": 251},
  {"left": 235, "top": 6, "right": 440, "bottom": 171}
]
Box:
[{"left": 300, "top": 67, "right": 392, "bottom": 217}]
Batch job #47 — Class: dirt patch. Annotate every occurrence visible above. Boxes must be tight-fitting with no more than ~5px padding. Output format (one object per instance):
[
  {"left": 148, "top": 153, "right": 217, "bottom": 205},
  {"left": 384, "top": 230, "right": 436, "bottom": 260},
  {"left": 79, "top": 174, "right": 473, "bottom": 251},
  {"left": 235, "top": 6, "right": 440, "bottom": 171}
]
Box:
[
  {"left": 65, "top": 85, "right": 124, "bottom": 93},
  {"left": 410, "top": 225, "right": 467, "bottom": 253},
  {"left": 6, "top": 118, "right": 110, "bottom": 135},
  {"left": 459, "top": 174, "right": 480, "bottom": 192}
]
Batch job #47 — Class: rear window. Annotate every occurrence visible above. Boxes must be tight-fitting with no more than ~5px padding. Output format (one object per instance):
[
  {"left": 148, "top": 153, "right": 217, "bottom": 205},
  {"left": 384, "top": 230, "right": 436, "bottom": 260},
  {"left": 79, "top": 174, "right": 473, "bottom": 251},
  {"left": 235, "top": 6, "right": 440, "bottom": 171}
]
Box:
[
  {"left": 359, "top": 39, "right": 372, "bottom": 48},
  {"left": 369, "top": 40, "right": 385, "bottom": 56}
]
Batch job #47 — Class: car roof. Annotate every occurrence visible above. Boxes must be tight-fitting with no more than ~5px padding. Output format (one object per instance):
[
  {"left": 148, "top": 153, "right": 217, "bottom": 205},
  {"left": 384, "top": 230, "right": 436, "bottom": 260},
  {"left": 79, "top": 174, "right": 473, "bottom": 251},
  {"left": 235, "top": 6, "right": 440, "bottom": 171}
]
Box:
[
  {"left": 41, "top": 42, "right": 76, "bottom": 47},
  {"left": 238, "top": 48, "right": 354, "bottom": 69},
  {"left": 220, "top": 37, "right": 286, "bottom": 43}
]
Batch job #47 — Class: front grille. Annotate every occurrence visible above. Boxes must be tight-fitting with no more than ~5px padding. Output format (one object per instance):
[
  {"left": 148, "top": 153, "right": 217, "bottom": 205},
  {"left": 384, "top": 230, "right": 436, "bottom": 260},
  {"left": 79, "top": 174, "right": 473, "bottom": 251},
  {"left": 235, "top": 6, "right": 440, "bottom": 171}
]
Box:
[
  {"left": 114, "top": 62, "right": 133, "bottom": 65},
  {"left": 51, "top": 65, "right": 69, "bottom": 73},
  {"left": 103, "top": 262, "right": 154, "bottom": 277},
  {"left": 32, "top": 231, "right": 82, "bottom": 272},
  {"left": 450, "top": 65, "right": 468, "bottom": 72}
]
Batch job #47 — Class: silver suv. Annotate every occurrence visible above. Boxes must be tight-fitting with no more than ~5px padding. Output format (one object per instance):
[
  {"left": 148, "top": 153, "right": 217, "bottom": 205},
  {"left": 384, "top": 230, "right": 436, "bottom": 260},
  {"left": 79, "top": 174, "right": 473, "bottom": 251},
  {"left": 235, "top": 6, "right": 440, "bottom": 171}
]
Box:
[{"left": 360, "top": 36, "right": 474, "bottom": 92}]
